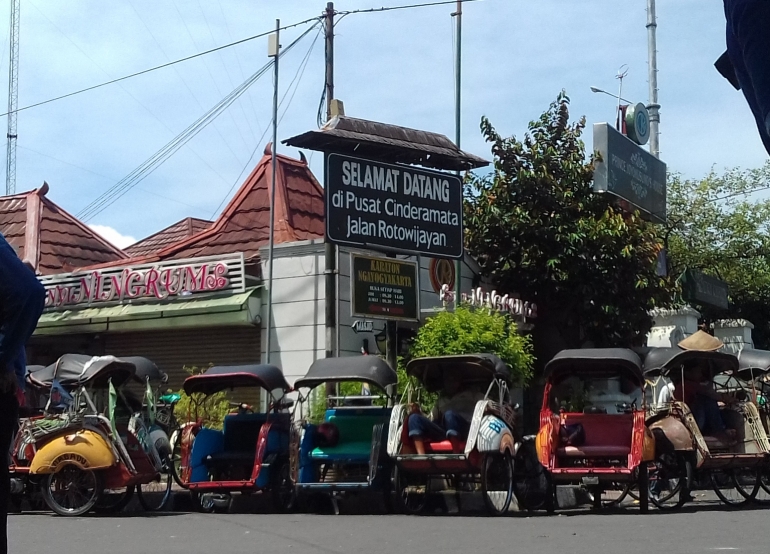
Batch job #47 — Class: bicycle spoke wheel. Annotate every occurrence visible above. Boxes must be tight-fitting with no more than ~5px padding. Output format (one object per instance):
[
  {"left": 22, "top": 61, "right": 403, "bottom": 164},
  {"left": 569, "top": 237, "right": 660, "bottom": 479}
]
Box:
[
  {"left": 137, "top": 460, "right": 173, "bottom": 511},
  {"left": 711, "top": 469, "right": 756, "bottom": 507},
  {"left": 650, "top": 456, "right": 691, "bottom": 511},
  {"left": 755, "top": 470, "right": 770, "bottom": 504},
  {"left": 170, "top": 429, "right": 185, "bottom": 488},
  {"left": 601, "top": 483, "right": 632, "bottom": 508},
  {"left": 732, "top": 468, "right": 760, "bottom": 502},
  {"left": 94, "top": 485, "right": 135, "bottom": 514},
  {"left": 42, "top": 464, "right": 102, "bottom": 517},
  {"left": 481, "top": 453, "right": 513, "bottom": 516},
  {"left": 394, "top": 466, "right": 428, "bottom": 515}
]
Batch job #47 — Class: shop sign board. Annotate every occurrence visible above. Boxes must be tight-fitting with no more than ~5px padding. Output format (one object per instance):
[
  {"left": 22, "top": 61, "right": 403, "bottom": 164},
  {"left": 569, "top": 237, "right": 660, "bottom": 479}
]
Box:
[
  {"left": 351, "top": 253, "right": 419, "bottom": 322},
  {"left": 439, "top": 284, "right": 538, "bottom": 319},
  {"left": 40, "top": 253, "right": 246, "bottom": 309},
  {"left": 326, "top": 153, "right": 463, "bottom": 259},
  {"left": 593, "top": 122, "right": 667, "bottom": 224}
]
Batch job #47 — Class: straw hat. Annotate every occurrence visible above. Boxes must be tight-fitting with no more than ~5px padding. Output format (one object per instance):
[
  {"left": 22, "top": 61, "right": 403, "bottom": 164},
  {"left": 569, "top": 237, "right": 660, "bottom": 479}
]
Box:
[{"left": 677, "top": 330, "right": 724, "bottom": 352}]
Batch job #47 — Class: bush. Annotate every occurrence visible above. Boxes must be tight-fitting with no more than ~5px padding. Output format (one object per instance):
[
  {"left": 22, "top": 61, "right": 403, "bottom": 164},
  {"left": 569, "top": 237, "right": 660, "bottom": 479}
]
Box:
[
  {"left": 403, "top": 305, "right": 535, "bottom": 411},
  {"left": 173, "top": 366, "right": 231, "bottom": 430}
]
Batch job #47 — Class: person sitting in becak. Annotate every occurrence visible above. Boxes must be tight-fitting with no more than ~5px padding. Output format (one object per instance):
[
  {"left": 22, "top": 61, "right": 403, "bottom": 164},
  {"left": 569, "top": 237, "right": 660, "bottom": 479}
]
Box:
[
  {"left": 673, "top": 331, "right": 737, "bottom": 444},
  {"left": 407, "top": 369, "right": 484, "bottom": 454}
]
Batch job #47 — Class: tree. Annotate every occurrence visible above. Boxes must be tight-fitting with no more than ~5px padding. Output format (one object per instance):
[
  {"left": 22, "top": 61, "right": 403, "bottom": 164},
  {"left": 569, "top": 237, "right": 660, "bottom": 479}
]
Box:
[
  {"left": 666, "top": 162, "right": 770, "bottom": 347},
  {"left": 464, "top": 93, "right": 674, "bottom": 366}
]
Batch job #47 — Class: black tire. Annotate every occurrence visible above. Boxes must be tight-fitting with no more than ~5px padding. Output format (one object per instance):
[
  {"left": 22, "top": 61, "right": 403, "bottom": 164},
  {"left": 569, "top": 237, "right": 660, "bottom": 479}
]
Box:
[
  {"left": 137, "top": 470, "right": 172, "bottom": 512},
  {"left": 94, "top": 485, "right": 135, "bottom": 514},
  {"left": 270, "top": 459, "right": 296, "bottom": 513},
  {"left": 600, "top": 483, "right": 632, "bottom": 508},
  {"left": 393, "top": 466, "right": 428, "bottom": 515},
  {"left": 42, "top": 465, "right": 102, "bottom": 517},
  {"left": 513, "top": 442, "right": 550, "bottom": 511},
  {"left": 169, "top": 429, "right": 185, "bottom": 488},
  {"left": 650, "top": 455, "right": 691, "bottom": 511},
  {"left": 480, "top": 452, "right": 513, "bottom": 516},
  {"left": 731, "top": 468, "right": 761, "bottom": 503},
  {"left": 754, "top": 469, "right": 770, "bottom": 505},
  {"left": 711, "top": 469, "right": 757, "bottom": 507}
]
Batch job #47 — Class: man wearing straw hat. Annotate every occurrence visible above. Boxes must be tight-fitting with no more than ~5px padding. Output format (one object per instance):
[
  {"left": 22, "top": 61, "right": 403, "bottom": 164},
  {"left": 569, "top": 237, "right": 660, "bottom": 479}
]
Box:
[{"left": 673, "top": 331, "right": 737, "bottom": 444}]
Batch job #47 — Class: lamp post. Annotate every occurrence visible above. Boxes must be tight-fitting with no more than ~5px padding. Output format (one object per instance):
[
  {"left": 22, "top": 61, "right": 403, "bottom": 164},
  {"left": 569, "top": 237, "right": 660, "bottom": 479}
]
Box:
[{"left": 589, "top": 86, "right": 634, "bottom": 105}]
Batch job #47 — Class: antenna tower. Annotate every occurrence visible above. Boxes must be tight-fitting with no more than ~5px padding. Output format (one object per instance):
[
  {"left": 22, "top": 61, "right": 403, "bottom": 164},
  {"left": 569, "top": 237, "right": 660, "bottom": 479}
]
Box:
[{"left": 5, "top": 0, "right": 20, "bottom": 195}]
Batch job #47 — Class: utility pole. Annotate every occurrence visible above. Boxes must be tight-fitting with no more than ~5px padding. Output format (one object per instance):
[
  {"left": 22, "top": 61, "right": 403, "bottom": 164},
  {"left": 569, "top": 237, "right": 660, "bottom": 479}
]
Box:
[
  {"left": 324, "top": 3, "right": 338, "bottom": 396},
  {"left": 266, "top": 19, "right": 280, "bottom": 364},
  {"left": 6, "top": 0, "right": 20, "bottom": 196},
  {"left": 647, "top": 0, "right": 660, "bottom": 158},
  {"left": 452, "top": 0, "right": 462, "bottom": 306}
]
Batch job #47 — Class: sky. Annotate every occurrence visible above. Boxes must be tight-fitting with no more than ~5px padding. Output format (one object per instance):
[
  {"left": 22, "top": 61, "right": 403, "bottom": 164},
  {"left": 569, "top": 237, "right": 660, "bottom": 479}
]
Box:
[{"left": 3, "top": 0, "right": 767, "bottom": 248}]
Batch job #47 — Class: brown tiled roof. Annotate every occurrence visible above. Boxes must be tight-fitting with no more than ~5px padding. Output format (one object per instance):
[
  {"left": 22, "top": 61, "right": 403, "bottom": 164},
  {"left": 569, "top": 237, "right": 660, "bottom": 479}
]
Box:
[
  {"left": 125, "top": 217, "right": 212, "bottom": 258},
  {"left": 0, "top": 184, "right": 127, "bottom": 275},
  {"left": 157, "top": 145, "right": 324, "bottom": 261}
]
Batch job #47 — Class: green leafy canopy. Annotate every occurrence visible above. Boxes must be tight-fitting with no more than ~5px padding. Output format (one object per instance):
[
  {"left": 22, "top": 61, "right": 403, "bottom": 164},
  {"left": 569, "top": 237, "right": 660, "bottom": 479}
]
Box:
[{"left": 464, "top": 92, "right": 674, "bottom": 353}]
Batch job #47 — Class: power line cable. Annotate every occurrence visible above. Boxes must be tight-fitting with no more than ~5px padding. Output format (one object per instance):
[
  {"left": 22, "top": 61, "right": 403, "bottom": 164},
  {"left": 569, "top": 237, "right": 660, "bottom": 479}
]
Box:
[
  {"left": 172, "top": 0, "right": 251, "bottom": 157},
  {"left": 78, "top": 22, "right": 320, "bottom": 222},
  {"left": 0, "top": 15, "right": 322, "bottom": 118},
  {"left": 336, "top": 0, "right": 481, "bottom": 16},
  {"left": 209, "top": 25, "right": 322, "bottom": 219},
  {"left": 30, "top": 0, "right": 233, "bottom": 187}
]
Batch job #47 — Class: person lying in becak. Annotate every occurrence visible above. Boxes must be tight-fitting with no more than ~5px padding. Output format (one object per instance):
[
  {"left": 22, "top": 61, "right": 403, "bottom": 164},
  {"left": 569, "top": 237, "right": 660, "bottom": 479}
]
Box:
[{"left": 407, "top": 369, "right": 485, "bottom": 454}]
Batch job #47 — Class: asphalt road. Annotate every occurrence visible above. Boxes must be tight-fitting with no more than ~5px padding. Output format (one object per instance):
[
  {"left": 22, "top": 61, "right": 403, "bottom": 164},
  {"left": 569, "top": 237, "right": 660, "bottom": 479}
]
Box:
[{"left": 9, "top": 497, "right": 770, "bottom": 554}]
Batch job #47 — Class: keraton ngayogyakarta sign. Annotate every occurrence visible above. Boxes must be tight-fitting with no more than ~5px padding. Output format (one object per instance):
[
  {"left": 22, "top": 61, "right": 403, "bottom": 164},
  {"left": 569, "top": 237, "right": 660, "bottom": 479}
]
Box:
[
  {"left": 40, "top": 253, "right": 246, "bottom": 309},
  {"left": 326, "top": 153, "right": 463, "bottom": 259}
]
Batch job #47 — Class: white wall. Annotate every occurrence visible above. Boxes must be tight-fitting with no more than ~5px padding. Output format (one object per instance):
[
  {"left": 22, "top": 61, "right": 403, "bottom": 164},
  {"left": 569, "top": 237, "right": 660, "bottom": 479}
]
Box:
[{"left": 259, "top": 239, "right": 482, "bottom": 384}]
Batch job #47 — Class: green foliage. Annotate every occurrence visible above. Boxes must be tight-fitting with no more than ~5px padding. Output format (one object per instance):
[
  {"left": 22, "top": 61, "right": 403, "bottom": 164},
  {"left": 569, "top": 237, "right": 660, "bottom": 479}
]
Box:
[
  {"left": 173, "top": 366, "right": 231, "bottom": 430},
  {"left": 403, "top": 306, "right": 534, "bottom": 411},
  {"left": 306, "top": 381, "right": 382, "bottom": 424},
  {"left": 410, "top": 306, "right": 533, "bottom": 383},
  {"left": 464, "top": 93, "right": 675, "bottom": 351},
  {"left": 666, "top": 162, "right": 770, "bottom": 347}
]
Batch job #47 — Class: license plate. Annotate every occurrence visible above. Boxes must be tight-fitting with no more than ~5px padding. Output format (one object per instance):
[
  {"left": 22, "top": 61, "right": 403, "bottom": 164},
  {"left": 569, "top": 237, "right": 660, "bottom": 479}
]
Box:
[{"left": 582, "top": 476, "right": 599, "bottom": 486}]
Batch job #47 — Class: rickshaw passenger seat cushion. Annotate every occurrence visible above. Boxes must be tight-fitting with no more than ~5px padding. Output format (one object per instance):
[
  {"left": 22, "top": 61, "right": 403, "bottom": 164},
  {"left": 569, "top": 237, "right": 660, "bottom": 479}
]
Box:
[
  {"left": 309, "top": 414, "right": 382, "bottom": 461},
  {"left": 189, "top": 428, "right": 225, "bottom": 482},
  {"left": 222, "top": 414, "right": 266, "bottom": 452},
  {"left": 424, "top": 440, "right": 456, "bottom": 453},
  {"left": 556, "top": 414, "right": 633, "bottom": 458}
]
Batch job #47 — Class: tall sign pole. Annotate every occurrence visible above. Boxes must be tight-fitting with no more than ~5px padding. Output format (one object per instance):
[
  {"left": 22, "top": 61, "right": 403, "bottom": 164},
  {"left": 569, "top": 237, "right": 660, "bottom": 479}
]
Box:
[
  {"left": 266, "top": 20, "right": 280, "bottom": 364},
  {"left": 647, "top": 0, "right": 660, "bottom": 158},
  {"left": 452, "top": 0, "right": 463, "bottom": 306},
  {"left": 323, "top": 3, "right": 338, "bottom": 396}
]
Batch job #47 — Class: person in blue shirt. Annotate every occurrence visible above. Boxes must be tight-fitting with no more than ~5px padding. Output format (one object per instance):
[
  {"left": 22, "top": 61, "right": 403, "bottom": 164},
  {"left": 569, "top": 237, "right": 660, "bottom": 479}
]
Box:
[
  {"left": 721, "top": 1, "right": 770, "bottom": 155},
  {"left": 0, "top": 233, "right": 45, "bottom": 554}
]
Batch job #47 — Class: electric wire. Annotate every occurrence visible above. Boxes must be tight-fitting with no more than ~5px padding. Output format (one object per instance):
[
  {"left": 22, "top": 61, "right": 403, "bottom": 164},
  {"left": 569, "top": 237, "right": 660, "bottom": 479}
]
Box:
[
  {"left": 209, "top": 25, "right": 322, "bottom": 219},
  {"left": 77, "top": 22, "right": 320, "bottom": 222},
  {"left": 30, "top": 0, "right": 233, "bottom": 187},
  {"left": 336, "top": 0, "right": 481, "bottom": 17},
  {"left": 125, "top": 0, "right": 243, "bottom": 175},
  {"left": 0, "top": 15, "right": 322, "bottom": 118}
]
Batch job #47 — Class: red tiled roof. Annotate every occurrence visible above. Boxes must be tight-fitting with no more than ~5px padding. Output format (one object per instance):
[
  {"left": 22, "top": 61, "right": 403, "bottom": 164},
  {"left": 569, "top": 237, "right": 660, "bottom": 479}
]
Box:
[
  {"left": 0, "top": 183, "right": 127, "bottom": 275},
  {"left": 158, "top": 145, "right": 324, "bottom": 261},
  {"left": 125, "top": 217, "right": 212, "bottom": 258}
]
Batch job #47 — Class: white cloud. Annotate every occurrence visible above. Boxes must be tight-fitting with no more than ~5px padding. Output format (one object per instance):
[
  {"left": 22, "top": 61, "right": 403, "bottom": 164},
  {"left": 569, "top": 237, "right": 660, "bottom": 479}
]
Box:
[{"left": 88, "top": 224, "right": 137, "bottom": 249}]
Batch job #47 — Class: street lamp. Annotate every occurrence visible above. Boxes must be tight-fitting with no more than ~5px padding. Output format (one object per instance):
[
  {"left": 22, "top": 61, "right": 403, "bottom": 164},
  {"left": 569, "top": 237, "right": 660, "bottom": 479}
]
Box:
[{"left": 589, "top": 86, "right": 634, "bottom": 105}]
